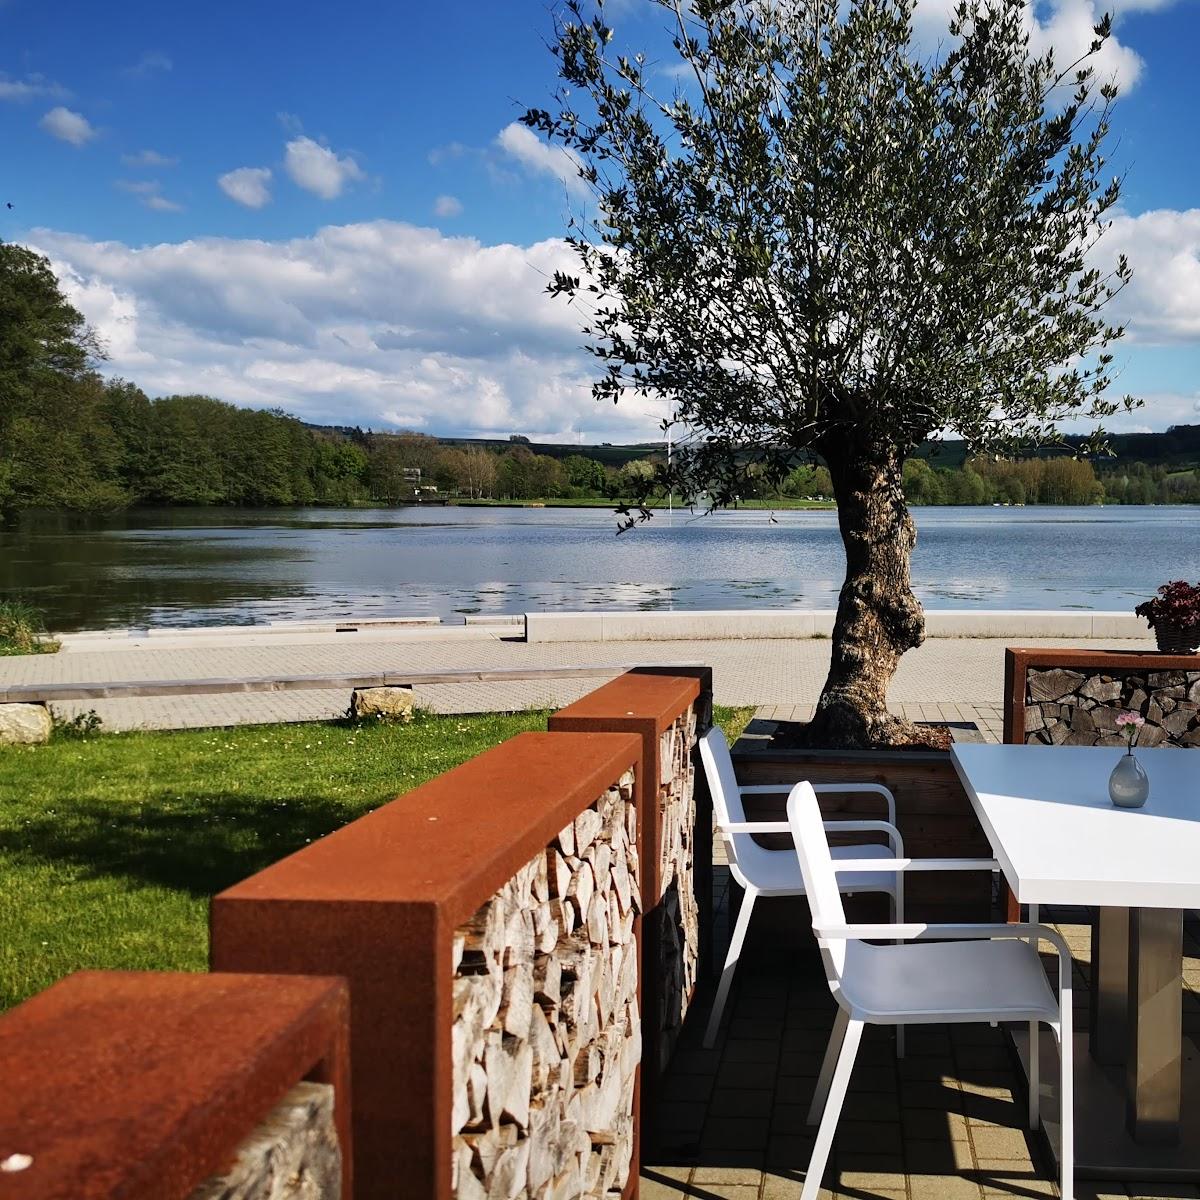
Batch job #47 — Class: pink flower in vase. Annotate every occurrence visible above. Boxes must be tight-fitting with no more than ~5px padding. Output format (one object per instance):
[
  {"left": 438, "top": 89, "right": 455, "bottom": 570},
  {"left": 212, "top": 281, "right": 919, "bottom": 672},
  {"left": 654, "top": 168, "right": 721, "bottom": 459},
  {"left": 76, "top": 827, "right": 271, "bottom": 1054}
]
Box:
[{"left": 1115, "top": 710, "right": 1145, "bottom": 753}]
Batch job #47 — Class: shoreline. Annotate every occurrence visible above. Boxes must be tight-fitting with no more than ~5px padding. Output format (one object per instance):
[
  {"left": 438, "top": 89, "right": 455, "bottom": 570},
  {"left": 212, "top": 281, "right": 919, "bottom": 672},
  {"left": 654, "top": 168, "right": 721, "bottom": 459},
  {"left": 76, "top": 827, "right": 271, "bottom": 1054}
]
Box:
[
  {"left": 9, "top": 498, "right": 1200, "bottom": 520},
  {"left": 48, "top": 607, "right": 1153, "bottom": 648}
]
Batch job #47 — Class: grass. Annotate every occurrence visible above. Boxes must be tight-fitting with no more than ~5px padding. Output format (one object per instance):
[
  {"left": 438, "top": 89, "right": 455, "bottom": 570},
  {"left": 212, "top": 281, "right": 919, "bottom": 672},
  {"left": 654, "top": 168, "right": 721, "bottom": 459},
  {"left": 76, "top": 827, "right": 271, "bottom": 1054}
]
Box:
[
  {"left": 0, "top": 599, "right": 59, "bottom": 656},
  {"left": 0, "top": 704, "right": 754, "bottom": 1011}
]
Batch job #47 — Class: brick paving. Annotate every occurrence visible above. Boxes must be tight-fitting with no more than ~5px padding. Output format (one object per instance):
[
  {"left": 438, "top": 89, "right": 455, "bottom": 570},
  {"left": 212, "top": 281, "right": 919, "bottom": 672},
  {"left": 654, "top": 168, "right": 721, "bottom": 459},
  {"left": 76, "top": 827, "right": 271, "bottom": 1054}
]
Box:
[
  {"left": 641, "top": 885, "right": 1200, "bottom": 1200},
  {"left": 0, "top": 631, "right": 1152, "bottom": 730}
]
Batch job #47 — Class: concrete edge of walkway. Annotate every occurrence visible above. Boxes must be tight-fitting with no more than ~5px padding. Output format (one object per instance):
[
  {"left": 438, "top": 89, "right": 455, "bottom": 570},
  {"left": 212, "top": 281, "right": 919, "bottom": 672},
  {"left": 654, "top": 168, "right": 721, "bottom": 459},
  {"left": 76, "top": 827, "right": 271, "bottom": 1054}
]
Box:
[
  {"left": 54, "top": 608, "right": 1153, "bottom": 653},
  {"left": 524, "top": 608, "right": 1152, "bottom": 642}
]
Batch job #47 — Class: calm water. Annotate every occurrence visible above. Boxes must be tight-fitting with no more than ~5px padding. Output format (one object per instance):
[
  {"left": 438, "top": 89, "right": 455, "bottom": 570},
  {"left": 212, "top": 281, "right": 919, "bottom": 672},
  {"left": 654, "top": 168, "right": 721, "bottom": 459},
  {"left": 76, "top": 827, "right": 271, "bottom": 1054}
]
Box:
[{"left": 2, "top": 505, "right": 1198, "bottom": 631}]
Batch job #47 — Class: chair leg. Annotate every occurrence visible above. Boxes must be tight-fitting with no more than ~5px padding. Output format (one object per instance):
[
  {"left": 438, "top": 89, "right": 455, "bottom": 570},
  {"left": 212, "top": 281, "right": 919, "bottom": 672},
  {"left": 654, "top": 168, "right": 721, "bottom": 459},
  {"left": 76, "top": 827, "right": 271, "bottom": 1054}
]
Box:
[
  {"left": 1058, "top": 1010, "right": 1074, "bottom": 1200},
  {"left": 891, "top": 890, "right": 905, "bottom": 1060},
  {"left": 1026, "top": 903, "right": 1041, "bottom": 1130},
  {"left": 801, "top": 1018, "right": 864, "bottom": 1200},
  {"left": 1028, "top": 1020, "right": 1039, "bottom": 1130},
  {"left": 702, "top": 888, "right": 757, "bottom": 1049},
  {"left": 807, "top": 1006, "right": 850, "bottom": 1125}
]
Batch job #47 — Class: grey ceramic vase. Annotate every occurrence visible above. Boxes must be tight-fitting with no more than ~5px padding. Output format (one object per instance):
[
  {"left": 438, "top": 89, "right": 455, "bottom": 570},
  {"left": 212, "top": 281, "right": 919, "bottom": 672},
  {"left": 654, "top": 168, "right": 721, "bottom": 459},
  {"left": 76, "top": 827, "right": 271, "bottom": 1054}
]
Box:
[{"left": 1109, "top": 752, "right": 1150, "bottom": 809}]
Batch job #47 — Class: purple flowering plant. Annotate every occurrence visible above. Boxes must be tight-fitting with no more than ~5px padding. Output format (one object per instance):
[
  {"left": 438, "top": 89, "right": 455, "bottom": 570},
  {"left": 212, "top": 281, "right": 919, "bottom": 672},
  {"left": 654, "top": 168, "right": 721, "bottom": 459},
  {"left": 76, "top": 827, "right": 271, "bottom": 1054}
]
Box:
[{"left": 1134, "top": 580, "right": 1200, "bottom": 631}]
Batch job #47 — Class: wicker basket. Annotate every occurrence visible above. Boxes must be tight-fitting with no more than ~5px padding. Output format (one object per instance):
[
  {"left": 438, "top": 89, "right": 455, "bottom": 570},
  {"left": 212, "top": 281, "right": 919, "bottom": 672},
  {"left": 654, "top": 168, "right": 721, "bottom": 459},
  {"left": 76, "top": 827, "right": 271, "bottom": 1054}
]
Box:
[{"left": 1153, "top": 623, "right": 1200, "bottom": 655}]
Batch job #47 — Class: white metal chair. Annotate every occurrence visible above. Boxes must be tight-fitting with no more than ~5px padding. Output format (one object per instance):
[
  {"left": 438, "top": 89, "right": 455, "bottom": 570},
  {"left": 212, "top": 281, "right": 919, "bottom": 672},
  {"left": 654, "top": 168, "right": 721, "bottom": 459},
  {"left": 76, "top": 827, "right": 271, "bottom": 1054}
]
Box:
[
  {"left": 785, "top": 782, "right": 1074, "bottom": 1200},
  {"left": 698, "top": 727, "right": 905, "bottom": 1049}
]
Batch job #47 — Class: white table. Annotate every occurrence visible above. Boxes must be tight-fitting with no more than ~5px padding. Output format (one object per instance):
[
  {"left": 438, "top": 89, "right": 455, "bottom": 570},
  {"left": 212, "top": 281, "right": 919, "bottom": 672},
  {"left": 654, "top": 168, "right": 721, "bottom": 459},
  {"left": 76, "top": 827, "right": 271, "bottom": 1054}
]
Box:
[{"left": 951, "top": 744, "right": 1200, "bottom": 1178}]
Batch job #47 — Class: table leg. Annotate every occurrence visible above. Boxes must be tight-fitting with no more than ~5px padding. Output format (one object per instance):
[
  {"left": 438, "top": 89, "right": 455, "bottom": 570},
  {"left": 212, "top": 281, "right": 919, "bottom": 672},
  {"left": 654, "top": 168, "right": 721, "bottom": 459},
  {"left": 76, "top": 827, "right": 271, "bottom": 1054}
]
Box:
[
  {"left": 1091, "top": 906, "right": 1130, "bottom": 1066},
  {"left": 1126, "top": 907, "right": 1183, "bottom": 1145}
]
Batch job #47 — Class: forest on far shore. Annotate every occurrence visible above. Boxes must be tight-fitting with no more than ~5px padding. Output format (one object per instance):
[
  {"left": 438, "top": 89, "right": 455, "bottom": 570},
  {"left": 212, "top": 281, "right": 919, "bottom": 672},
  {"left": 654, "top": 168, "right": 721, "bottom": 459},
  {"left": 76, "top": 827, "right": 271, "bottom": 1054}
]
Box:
[{"left": 5, "top": 377, "right": 1200, "bottom": 515}]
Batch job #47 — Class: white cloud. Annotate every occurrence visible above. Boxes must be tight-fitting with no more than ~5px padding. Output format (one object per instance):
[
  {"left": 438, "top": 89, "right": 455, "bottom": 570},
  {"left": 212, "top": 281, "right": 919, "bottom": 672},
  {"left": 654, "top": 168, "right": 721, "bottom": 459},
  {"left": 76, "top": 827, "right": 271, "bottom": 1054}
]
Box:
[
  {"left": 39, "top": 106, "right": 96, "bottom": 146},
  {"left": 123, "top": 50, "right": 172, "bottom": 78},
  {"left": 434, "top": 194, "right": 463, "bottom": 218},
  {"left": 1100, "top": 393, "right": 1200, "bottom": 432},
  {"left": 657, "top": 62, "right": 696, "bottom": 81},
  {"left": 908, "top": 0, "right": 1168, "bottom": 93},
  {"left": 0, "top": 73, "right": 67, "bottom": 102},
  {"left": 144, "top": 194, "right": 183, "bottom": 213},
  {"left": 218, "top": 166, "right": 273, "bottom": 209},
  {"left": 31, "top": 220, "right": 671, "bottom": 440},
  {"left": 283, "top": 136, "right": 365, "bottom": 200},
  {"left": 1022, "top": 0, "right": 1144, "bottom": 91},
  {"left": 27, "top": 203, "right": 1197, "bottom": 441},
  {"left": 1091, "top": 208, "right": 1200, "bottom": 343},
  {"left": 115, "top": 179, "right": 183, "bottom": 213},
  {"left": 496, "top": 122, "right": 589, "bottom": 197},
  {"left": 428, "top": 141, "right": 469, "bottom": 166},
  {"left": 122, "top": 149, "right": 178, "bottom": 168},
  {"left": 1102, "top": 0, "right": 1184, "bottom": 12}
]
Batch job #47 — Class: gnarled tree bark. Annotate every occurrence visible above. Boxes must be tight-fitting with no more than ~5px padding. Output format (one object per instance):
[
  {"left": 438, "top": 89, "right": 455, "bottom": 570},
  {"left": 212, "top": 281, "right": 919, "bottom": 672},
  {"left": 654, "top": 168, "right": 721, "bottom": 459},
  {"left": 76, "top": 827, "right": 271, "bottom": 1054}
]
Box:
[{"left": 803, "top": 435, "right": 930, "bottom": 749}]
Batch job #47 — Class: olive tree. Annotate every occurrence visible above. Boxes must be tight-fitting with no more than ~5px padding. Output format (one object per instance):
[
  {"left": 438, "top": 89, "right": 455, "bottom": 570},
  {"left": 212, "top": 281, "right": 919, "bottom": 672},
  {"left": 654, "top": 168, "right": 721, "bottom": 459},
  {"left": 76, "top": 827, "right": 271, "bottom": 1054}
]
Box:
[{"left": 524, "top": 0, "right": 1135, "bottom": 747}]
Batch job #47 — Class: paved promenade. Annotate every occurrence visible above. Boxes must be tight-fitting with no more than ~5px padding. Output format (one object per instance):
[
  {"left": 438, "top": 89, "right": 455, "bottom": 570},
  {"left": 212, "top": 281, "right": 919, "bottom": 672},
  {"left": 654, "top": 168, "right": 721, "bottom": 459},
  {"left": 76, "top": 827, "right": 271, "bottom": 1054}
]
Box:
[{"left": 0, "top": 626, "right": 1155, "bottom": 732}]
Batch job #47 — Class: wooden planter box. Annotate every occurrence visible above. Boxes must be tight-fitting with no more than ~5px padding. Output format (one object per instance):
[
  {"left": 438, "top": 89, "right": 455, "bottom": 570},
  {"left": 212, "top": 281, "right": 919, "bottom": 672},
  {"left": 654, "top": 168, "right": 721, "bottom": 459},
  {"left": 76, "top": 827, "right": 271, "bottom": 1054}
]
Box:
[
  {"left": 730, "top": 739, "right": 994, "bottom": 950},
  {"left": 1005, "top": 647, "right": 1200, "bottom": 747}
]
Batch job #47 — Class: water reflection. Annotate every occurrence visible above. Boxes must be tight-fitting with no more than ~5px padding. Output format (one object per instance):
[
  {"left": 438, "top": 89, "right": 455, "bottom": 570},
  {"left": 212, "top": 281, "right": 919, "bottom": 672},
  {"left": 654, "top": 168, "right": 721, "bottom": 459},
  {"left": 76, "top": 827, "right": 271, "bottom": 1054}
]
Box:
[{"left": 1, "top": 505, "right": 1197, "bottom": 631}]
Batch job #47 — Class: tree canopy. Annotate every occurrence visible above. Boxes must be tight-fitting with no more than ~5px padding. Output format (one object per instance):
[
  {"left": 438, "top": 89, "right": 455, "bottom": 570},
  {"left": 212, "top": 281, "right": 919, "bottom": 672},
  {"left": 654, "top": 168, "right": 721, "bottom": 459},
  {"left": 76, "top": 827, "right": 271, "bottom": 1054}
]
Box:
[
  {"left": 526, "top": 0, "right": 1138, "bottom": 746},
  {"left": 0, "top": 244, "right": 96, "bottom": 397}
]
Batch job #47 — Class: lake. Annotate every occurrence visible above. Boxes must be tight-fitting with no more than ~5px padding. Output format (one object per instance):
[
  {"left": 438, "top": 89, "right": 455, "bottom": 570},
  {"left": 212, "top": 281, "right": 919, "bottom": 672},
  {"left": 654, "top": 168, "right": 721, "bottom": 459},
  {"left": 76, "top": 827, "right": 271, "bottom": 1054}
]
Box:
[{"left": 2, "top": 505, "right": 1198, "bottom": 632}]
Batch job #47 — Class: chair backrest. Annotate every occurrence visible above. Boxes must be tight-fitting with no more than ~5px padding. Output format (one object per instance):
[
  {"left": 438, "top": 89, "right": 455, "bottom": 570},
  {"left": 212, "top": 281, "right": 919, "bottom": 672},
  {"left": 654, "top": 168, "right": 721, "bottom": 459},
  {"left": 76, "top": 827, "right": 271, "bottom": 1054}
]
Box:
[
  {"left": 697, "top": 727, "right": 786, "bottom": 887},
  {"left": 786, "top": 783, "right": 849, "bottom": 980}
]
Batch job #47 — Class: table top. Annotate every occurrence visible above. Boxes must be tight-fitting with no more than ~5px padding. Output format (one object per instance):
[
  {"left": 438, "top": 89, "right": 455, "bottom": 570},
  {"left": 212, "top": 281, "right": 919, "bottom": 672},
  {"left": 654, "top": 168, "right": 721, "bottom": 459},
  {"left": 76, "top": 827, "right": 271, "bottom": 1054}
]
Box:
[{"left": 951, "top": 744, "right": 1200, "bottom": 908}]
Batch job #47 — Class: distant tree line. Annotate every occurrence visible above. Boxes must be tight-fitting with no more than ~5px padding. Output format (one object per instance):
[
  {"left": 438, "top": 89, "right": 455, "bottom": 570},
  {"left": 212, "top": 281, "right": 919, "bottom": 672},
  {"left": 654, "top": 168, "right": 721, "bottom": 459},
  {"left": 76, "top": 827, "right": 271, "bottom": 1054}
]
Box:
[
  {"left": 902, "top": 456, "right": 1200, "bottom": 506},
  {"left": 4, "top": 369, "right": 1199, "bottom": 514}
]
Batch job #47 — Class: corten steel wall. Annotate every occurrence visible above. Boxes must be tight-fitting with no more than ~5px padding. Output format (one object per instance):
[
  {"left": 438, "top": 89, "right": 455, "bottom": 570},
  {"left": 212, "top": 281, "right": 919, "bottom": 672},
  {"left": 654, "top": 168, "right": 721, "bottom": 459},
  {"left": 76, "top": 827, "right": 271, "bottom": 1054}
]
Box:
[
  {"left": 731, "top": 745, "right": 993, "bottom": 923},
  {"left": 0, "top": 971, "right": 350, "bottom": 1200},
  {"left": 450, "top": 769, "right": 641, "bottom": 1197},
  {"left": 548, "top": 669, "right": 713, "bottom": 1111},
  {"left": 210, "top": 731, "right": 642, "bottom": 1200},
  {"left": 1004, "top": 646, "right": 1200, "bottom": 747}
]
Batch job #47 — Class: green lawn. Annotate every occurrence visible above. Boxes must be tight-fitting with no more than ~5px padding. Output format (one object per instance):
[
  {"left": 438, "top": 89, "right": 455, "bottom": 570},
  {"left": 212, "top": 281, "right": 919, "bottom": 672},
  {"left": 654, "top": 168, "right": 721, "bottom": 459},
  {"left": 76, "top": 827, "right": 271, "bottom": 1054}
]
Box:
[{"left": 0, "top": 705, "right": 753, "bottom": 1010}]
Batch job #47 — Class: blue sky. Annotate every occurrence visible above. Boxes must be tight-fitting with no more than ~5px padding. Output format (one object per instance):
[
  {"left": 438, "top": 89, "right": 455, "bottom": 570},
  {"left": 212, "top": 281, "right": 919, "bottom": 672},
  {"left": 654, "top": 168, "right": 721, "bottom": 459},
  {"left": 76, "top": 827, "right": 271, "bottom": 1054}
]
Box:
[
  {"left": 2, "top": 1, "right": 606, "bottom": 247},
  {"left": 2, "top": 0, "right": 1199, "bottom": 440}
]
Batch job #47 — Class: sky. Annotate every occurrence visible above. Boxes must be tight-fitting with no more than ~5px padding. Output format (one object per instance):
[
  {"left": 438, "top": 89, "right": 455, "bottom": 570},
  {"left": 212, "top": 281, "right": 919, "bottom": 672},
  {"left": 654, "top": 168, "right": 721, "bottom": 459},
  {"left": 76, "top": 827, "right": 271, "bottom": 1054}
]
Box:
[{"left": 2, "top": 0, "right": 1199, "bottom": 442}]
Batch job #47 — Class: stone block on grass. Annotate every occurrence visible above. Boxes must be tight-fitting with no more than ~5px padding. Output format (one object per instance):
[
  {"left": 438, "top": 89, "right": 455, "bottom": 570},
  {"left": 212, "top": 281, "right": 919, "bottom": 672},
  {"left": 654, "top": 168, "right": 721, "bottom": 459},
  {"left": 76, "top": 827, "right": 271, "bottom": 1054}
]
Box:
[
  {"left": 349, "top": 685, "right": 414, "bottom": 722},
  {"left": 0, "top": 702, "right": 52, "bottom": 745}
]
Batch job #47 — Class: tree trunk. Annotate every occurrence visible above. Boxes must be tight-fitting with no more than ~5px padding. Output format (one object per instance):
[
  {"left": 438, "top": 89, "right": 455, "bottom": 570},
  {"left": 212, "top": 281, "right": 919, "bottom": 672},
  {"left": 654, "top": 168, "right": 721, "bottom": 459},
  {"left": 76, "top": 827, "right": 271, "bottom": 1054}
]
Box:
[{"left": 803, "top": 437, "right": 930, "bottom": 749}]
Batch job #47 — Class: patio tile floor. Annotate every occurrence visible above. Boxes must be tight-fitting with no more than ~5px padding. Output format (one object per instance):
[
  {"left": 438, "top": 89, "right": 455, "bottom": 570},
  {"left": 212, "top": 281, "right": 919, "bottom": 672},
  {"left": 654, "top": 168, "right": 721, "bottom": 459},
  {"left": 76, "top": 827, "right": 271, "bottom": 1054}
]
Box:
[{"left": 641, "top": 876, "right": 1200, "bottom": 1200}]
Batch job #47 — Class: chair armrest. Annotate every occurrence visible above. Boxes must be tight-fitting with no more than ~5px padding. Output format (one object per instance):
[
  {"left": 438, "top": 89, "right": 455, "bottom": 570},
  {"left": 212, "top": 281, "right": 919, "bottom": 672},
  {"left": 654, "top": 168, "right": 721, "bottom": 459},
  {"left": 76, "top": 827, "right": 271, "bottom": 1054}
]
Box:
[
  {"left": 821, "top": 819, "right": 903, "bottom": 857},
  {"left": 832, "top": 856, "right": 998, "bottom": 875},
  {"left": 738, "top": 781, "right": 896, "bottom": 825},
  {"left": 718, "top": 819, "right": 903, "bottom": 856},
  {"left": 811, "top": 783, "right": 896, "bottom": 827},
  {"left": 719, "top": 820, "right": 793, "bottom": 834}
]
